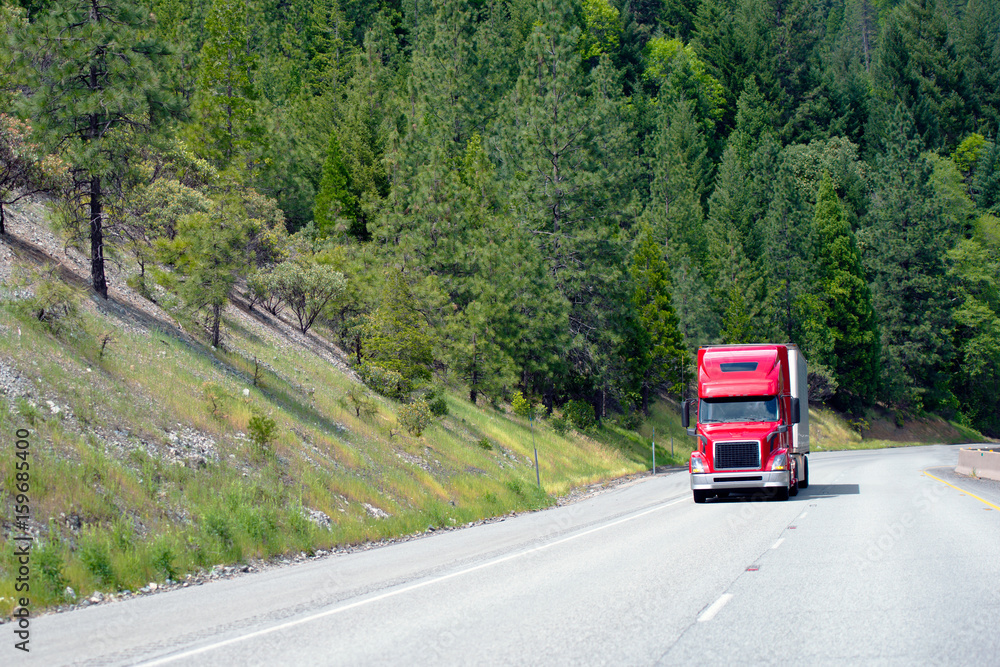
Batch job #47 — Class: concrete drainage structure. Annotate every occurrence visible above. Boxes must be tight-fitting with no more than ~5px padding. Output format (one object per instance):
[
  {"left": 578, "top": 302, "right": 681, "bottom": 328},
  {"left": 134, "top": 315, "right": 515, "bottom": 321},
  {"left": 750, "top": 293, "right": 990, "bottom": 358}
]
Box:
[{"left": 956, "top": 446, "right": 1000, "bottom": 482}]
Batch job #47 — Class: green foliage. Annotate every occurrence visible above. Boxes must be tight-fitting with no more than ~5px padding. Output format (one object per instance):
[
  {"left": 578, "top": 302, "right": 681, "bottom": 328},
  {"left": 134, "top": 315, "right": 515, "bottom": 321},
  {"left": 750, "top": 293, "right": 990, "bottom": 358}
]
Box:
[
  {"left": 78, "top": 532, "right": 116, "bottom": 588},
  {"left": 313, "top": 132, "right": 358, "bottom": 238},
  {"left": 27, "top": 275, "right": 83, "bottom": 335},
  {"left": 357, "top": 363, "right": 408, "bottom": 400},
  {"left": 863, "top": 105, "right": 957, "bottom": 410},
  {"left": 398, "top": 399, "right": 432, "bottom": 437},
  {"left": 269, "top": 258, "right": 346, "bottom": 333},
  {"left": 247, "top": 411, "right": 278, "bottom": 457},
  {"left": 812, "top": 173, "right": 880, "bottom": 411},
  {"left": 202, "top": 381, "right": 228, "bottom": 418},
  {"left": 422, "top": 386, "right": 449, "bottom": 417},
  {"left": 13, "top": 0, "right": 182, "bottom": 297},
  {"left": 644, "top": 37, "right": 725, "bottom": 135},
  {"left": 0, "top": 113, "right": 67, "bottom": 235},
  {"left": 973, "top": 140, "right": 1000, "bottom": 214},
  {"left": 4, "top": 0, "right": 998, "bottom": 467},
  {"left": 564, "top": 399, "right": 596, "bottom": 432},
  {"left": 246, "top": 268, "right": 282, "bottom": 315},
  {"left": 341, "top": 383, "right": 378, "bottom": 419},
  {"left": 953, "top": 134, "right": 987, "bottom": 175},
  {"left": 191, "top": 0, "right": 262, "bottom": 172},
  {"left": 579, "top": 0, "right": 622, "bottom": 60},
  {"left": 34, "top": 536, "right": 68, "bottom": 598},
  {"left": 157, "top": 189, "right": 287, "bottom": 346},
  {"left": 117, "top": 177, "right": 211, "bottom": 276},
  {"left": 628, "top": 225, "right": 688, "bottom": 406},
  {"left": 0, "top": 3, "right": 27, "bottom": 108},
  {"left": 511, "top": 391, "right": 536, "bottom": 419},
  {"left": 361, "top": 271, "right": 433, "bottom": 384},
  {"left": 151, "top": 540, "right": 178, "bottom": 581},
  {"left": 948, "top": 213, "right": 1000, "bottom": 435}
]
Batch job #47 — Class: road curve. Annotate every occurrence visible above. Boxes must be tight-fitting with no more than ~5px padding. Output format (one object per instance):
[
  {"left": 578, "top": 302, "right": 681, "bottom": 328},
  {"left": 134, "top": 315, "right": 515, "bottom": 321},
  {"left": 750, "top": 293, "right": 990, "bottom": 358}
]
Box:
[{"left": 17, "top": 444, "right": 1000, "bottom": 666}]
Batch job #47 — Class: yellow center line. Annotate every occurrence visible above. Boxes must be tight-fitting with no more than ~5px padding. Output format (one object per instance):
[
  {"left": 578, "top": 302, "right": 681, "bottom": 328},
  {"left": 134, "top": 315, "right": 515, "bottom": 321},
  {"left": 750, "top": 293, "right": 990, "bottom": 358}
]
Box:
[{"left": 923, "top": 469, "right": 1000, "bottom": 511}]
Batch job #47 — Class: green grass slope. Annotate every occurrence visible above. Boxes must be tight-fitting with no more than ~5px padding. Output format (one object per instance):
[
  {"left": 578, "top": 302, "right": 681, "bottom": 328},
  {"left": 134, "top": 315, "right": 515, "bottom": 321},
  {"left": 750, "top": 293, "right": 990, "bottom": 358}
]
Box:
[{"left": 0, "top": 246, "right": 693, "bottom": 614}]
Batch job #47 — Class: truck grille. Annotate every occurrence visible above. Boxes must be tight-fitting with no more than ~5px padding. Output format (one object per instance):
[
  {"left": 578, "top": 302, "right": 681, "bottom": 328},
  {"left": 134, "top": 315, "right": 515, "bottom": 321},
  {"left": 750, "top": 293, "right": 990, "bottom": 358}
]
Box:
[{"left": 714, "top": 441, "right": 760, "bottom": 469}]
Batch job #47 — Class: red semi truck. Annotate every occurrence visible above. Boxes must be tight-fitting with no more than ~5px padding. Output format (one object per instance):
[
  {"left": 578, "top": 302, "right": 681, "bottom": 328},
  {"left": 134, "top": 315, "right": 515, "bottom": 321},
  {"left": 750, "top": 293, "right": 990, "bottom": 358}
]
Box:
[{"left": 682, "top": 344, "right": 809, "bottom": 503}]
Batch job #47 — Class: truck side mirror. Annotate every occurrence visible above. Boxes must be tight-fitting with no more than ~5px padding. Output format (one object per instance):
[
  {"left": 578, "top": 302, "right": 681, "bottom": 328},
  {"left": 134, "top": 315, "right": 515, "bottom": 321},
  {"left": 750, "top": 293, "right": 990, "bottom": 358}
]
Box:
[
  {"left": 790, "top": 398, "right": 801, "bottom": 425},
  {"left": 681, "top": 400, "right": 690, "bottom": 428}
]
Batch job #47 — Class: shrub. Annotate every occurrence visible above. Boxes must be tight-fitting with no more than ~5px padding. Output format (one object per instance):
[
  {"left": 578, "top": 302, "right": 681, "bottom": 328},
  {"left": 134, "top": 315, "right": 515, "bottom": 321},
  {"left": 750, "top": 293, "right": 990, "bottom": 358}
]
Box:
[
  {"left": 511, "top": 391, "right": 536, "bottom": 419},
  {"left": 341, "top": 384, "right": 378, "bottom": 419},
  {"left": 126, "top": 273, "right": 154, "bottom": 301},
  {"left": 476, "top": 437, "right": 492, "bottom": 451},
  {"left": 358, "top": 363, "right": 408, "bottom": 400},
  {"left": 78, "top": 535, "right": 115, "bottom": 588},
  {"left": 15, "top": 397, "right": 43, "bottom": 426},
  {"left": 269, "top": 259, "right": 346, "bottom": 333},
  {"left": 151, "top": 540, "right": 177, "bottom": 581},
  {"left": 398, "top": 399, "right": 431, "bottom": 436},
  {"left": 29, "top": 276, "right": 82, "bottom": 334},
  {"left": 35, "top": 538, "right": 68, "bottom": 597},
  {"left": 246, "top": 269, "right": 282, "bottom": 315},
  {"left": 248, "top": 411, "right": 278, "bottom": 456},
  {"left": 807, "top": 364, "right": 839, "bottom": 404},
  {"left": 202, "top": 381, "right": 228, "bottom": 418},
  {"left": 423, "top": 386, "right": 449, "bottom": 416},
  {"left": 551, "top": 416, "right": 568, "bottom": 435},
  {"left": 428, "top": 396, "right": 448, "bottom": 416},
  {"left": 617, "top": 407, "right": 643, "bottom": 430},
  {"left": 565, "top": 399, "right": 596, "bottom": 431}
]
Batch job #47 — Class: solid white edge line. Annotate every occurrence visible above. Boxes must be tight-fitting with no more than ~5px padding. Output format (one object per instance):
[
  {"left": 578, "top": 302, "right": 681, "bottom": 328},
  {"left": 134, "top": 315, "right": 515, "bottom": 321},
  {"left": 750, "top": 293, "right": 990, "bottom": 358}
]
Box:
[
  {"left": 138, "top": 495, "right": 689, "bottom": 666},
  {"left": 771, "top": 538, "right": 784, "bottom": 549},
  {"left": 697, "top": 594, "right": 734, "bottom": 622}
]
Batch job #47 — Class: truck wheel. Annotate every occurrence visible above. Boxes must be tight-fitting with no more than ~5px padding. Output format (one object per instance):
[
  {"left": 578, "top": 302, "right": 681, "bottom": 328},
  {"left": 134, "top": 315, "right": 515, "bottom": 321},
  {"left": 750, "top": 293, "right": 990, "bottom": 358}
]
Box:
[
  {"left": 789, "top": 471, "right": 799, "bottom": 497},
  {"left": 693, "top": 490, "right": 708, "bottom": 504},
  {"left": 799, "top": 456, "right": 809, "bottom": 489}
]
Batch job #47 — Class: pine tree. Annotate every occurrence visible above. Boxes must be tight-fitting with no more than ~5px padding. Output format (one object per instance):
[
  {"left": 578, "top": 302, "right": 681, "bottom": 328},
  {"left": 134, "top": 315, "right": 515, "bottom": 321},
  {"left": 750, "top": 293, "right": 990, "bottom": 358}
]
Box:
[
  {"left": 304, "top": 0, "right": 355, "bottom": 96},
  {"left": 871, "top": 0, "right": 969, "bottom": 151},
  {"left": 314, "top": 132, "right": 358, "bottom": 238},
  {"left": 956, "top": 0, "right": 1000, "bottom": 137},
  {"left": 0, "top": 3, "right": 28, "bottom": 109},
  {"left": 14, "top": 0, "right": 181, "bottom": 298},
  {"left": 813, "top": 173, "right": 880, "bottom": 411},
  {"left": 497, "top": 4, "right": 631, "bottom": 405},
  {"left": 159, "top": 189, "right": 288, "bottom": 347},
  {"left": 948, "top": 213, "right": 1000, "bottom": 435},
  {"left": 628, "top": 225, "right": 688, "bottom": 411},
  {"left": 862, "top": 104, "right": 957, "bottom": 410},
  {"left": 362, "top": 269, "right": 435, "bottom": 384},
  {"left": 191, "top": 0, "right": 263, "bottom": 173},
  {"left": 973, "top": 140, "right": 1000, "bottom": 215},
  {"left": 692, "top": 0, "right": 750, "bottom": 133},
  {"left": 646, "top": 98, "right": 712, "bottom": 264},
  {"left": 760, "top": 151, "right": 812, "bottom": 343}
]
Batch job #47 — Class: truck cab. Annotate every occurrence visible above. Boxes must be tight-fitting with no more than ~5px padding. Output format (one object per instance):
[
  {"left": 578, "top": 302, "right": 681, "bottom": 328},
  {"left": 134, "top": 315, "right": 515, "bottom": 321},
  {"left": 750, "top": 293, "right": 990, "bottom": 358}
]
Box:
[{"left": 682, "top": 344, "right": 809, "bottom": 503}]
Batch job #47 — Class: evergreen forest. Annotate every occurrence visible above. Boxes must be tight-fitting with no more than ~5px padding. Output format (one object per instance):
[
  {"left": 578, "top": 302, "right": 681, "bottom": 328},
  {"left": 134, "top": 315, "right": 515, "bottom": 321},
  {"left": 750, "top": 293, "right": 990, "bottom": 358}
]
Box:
[{"left": 3, "top": 0, "right": 1000, "bottom": 435}]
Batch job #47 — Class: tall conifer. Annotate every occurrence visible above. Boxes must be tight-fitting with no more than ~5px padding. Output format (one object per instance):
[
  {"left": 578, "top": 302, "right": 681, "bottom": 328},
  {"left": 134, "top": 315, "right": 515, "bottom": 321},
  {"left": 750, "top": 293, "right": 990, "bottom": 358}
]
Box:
[{"left": 15, "top": 0, "right": 180, "bottom": 298}]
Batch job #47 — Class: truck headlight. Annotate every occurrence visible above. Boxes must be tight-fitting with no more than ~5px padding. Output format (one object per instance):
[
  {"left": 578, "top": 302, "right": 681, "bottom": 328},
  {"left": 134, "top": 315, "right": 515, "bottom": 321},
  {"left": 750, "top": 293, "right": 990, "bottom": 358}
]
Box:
[
  {"left": 766, "top": 451, "right": 788, "bottom": 471},
  {"left": 690, "top": 452, "right": 709, "bottom": 473}
]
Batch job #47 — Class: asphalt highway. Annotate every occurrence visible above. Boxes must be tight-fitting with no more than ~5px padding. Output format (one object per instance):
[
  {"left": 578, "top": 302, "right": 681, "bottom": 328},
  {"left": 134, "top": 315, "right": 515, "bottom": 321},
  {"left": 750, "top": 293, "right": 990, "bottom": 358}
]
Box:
[{"left": 17, "top": 444, "right": 1000, "bottom": 666}]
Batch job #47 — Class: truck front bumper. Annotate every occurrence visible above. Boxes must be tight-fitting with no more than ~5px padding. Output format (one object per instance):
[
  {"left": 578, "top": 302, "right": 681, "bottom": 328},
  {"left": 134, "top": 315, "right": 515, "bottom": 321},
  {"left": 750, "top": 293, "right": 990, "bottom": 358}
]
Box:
[{"left": 691, "top": 471, "right": 787, "bottom": 491}]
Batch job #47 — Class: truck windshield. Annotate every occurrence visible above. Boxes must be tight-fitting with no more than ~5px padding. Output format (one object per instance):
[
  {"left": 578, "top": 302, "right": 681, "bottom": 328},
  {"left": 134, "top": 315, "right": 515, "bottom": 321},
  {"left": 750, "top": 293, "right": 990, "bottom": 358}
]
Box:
[{"left": 699, "top": 397, "right": 779, "bottom": 424}]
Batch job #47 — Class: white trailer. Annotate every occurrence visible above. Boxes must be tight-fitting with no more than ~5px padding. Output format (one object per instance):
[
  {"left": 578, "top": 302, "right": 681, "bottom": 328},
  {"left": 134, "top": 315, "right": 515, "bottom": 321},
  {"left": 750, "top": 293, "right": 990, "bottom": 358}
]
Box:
[{"left": 788, "top": 345, "right": 809, "bottom": 488}]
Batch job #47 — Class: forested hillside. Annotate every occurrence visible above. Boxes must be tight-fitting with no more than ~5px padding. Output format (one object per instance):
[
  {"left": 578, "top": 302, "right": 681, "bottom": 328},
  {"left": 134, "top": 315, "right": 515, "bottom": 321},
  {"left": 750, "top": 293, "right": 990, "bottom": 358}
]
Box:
[{"left": 3, "top": 0, "right": 999, "bottom": 435}]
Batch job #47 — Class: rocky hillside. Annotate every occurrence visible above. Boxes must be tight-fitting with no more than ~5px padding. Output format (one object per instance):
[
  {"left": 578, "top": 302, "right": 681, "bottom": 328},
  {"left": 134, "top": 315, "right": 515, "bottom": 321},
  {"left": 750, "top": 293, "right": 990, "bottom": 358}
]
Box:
[{"left": 0, "top": 196, "right": 688, "bottom": 614}]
